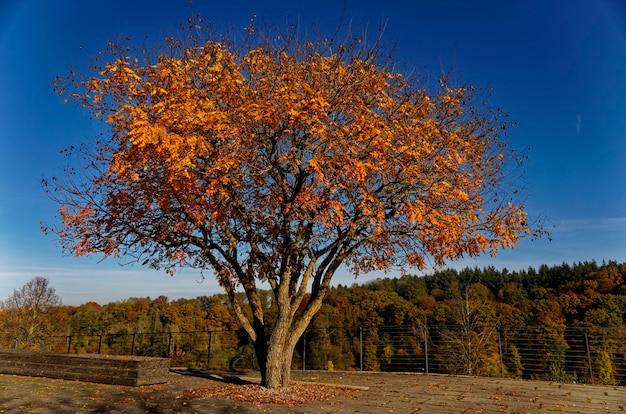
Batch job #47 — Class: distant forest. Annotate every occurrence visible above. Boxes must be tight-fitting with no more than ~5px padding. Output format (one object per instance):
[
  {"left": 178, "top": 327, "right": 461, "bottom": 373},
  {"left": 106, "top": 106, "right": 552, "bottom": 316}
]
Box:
[
  {"left": 3, "top": 260, "right": 624, "bottom": 343},
  {"left": 3, "top": 261, "right": 626, "bottom": 383}
]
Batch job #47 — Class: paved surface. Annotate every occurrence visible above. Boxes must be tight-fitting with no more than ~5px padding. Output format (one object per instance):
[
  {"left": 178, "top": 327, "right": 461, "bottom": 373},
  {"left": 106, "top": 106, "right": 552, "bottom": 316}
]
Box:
[
  {"left": 1, "top": 370, "right": 624, "bottom": 413},
  {"left": 292, "top": 371, "right": 625, "bottom": 413}
]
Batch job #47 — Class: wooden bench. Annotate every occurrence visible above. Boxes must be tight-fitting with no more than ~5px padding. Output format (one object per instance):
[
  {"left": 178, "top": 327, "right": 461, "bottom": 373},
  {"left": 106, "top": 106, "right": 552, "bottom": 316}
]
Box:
[{"left": 0, "top": 349, "right": 169, "bottom": 386}]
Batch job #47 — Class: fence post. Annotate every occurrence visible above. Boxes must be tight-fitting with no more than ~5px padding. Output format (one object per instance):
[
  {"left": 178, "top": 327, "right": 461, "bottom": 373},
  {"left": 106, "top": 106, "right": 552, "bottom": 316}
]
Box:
[
  {"left": 14, "top": 337, "right": 19, "bottom": 350},
  {"left": 302, "top": 331, "right": 306, "bottom": 371},
  {"left": 67, "top": 336, "right": 72, "bottom": 353},
  {"left": 359, "top": 326, "right": 363, "bottom": 371},
  {"left": 497, "top": 326, "right": 505, "bottom": 378},
  {"left": 423, "top": 326, "right": 429, "bottom": 374},
  {"left": 98, "top": 335, "right": 102, "bottom": 354},
  {"left": 207, "top": 331, "right": 213, "bottom": 369},
  {"left": 584, "top": 330, "right": 594, "bottom": 384},
  {"left": 39, "top": 336, "right": 45, "bottom": 351},
  {"left": 130, "top": 333, "right": 136, "bottom": 356},
  {"left": 167, "top": 332, "right": 172, "bottom": 358}
]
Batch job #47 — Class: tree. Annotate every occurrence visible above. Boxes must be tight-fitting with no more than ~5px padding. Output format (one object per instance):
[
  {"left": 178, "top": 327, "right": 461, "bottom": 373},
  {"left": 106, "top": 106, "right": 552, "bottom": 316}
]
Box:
[
  {"left": 0, "top": 276, "right": 63, "bottom": 349},
  {"left": 434, "top": 283, "right": 500, "bottom": 375},
  {"left": 44, "top": 18, "right": 540, "bottom": 388}
]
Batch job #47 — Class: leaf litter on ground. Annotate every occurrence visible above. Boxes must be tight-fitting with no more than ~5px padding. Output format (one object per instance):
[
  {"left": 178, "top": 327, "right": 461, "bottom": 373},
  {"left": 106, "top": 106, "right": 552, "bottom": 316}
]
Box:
[{"left": 185, "top": 381, "right": 361, "bottom": 406}]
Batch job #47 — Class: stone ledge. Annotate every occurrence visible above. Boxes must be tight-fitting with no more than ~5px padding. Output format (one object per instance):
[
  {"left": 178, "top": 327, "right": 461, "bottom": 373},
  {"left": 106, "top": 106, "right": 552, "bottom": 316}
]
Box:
[{"left": 0, "top": 350, "right": 169, "bottom": 386}]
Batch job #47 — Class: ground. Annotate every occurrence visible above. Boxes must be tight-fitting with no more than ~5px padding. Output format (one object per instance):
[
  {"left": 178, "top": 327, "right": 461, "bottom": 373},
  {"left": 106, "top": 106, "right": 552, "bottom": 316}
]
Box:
[{"left": 0, "top": 369, "right": 624, "bottom": 413}]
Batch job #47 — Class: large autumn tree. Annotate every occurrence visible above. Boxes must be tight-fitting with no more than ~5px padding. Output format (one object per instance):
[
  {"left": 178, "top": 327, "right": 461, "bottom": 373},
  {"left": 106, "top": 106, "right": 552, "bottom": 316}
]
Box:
[{"left": 45, "top": 20, "right": 541, "bottom": 388}]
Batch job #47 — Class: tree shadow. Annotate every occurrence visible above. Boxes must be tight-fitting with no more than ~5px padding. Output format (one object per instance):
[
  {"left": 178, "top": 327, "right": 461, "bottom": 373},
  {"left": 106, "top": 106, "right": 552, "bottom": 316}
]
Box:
[{"left": 170, "top": 368, "right": 256, "bottom": 385}]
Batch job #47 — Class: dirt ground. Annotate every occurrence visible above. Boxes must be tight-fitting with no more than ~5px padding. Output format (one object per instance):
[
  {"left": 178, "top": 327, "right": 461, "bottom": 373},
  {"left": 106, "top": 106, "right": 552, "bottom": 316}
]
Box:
[{"left": 0, "top": 369, "right": 624, "bottom": 413}]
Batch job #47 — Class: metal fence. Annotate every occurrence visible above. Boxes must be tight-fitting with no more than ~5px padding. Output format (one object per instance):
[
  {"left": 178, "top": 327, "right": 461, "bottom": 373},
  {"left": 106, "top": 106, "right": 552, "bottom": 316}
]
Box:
[
  {"left": 2, "top": 330, "right": 253, "bottom": 370},
  {"left": 4, "top": 325, "right": 625, "bottom": 385}
]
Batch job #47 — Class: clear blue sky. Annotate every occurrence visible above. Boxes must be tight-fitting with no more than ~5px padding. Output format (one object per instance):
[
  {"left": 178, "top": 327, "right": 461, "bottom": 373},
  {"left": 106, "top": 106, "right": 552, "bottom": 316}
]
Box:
[{"left": 1, "top": 0, "right": 625, "bottom": 306}]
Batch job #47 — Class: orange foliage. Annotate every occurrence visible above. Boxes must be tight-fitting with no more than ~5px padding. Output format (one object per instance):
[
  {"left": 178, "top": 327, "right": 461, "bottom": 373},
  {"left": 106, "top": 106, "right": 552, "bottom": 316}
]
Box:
[
  {"left": 47, "top": 21, "right": 541, "bottom": 388},
  {"left": 53, "top": 34, "right": 534, "bottom": 271}
]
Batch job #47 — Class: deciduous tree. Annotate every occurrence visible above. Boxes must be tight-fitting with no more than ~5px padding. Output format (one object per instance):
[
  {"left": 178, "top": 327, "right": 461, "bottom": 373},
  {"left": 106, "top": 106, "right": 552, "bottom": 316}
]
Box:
[
  {"left": 45, "top": 19, "right": 541, "bottom": 388},
  {"left": 0, "top": 276, "right": 63, "bottom": 349}
]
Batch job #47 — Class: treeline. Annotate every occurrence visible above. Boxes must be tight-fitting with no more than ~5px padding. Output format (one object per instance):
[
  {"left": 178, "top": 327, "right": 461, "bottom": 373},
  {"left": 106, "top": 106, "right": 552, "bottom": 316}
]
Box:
[
  {"left": 3, "top": 261, "right": 626, "bottom": 349},
  {"left": 2, "top": 261, "right": 625, "bottom": 382},
  {"left": 0, "top": 262, "right": 626, "bottom": 367},
  {"left": 321, "top": 260, "right": 626, "bottom": 329},
  {"left": 303, "top": 261, "right": 626, "bottom": 381}
]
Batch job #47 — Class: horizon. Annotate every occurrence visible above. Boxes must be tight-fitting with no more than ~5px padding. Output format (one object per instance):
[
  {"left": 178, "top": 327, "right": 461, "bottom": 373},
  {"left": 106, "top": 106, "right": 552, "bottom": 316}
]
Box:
[{"left": 6, "top": 259, "right": 622, "bottom": 308}]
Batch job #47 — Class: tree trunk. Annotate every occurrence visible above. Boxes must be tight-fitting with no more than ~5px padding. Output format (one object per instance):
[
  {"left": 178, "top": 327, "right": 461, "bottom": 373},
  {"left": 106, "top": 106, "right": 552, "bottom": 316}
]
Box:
[{"left": 254, "top": 325, "right": 298, "bottom": 389}]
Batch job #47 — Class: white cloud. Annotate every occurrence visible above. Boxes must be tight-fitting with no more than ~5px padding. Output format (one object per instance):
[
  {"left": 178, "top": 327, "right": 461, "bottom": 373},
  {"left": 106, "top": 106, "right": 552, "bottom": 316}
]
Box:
[{"left": 552, "top": 216, "right": 626, "bottom": 233}]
